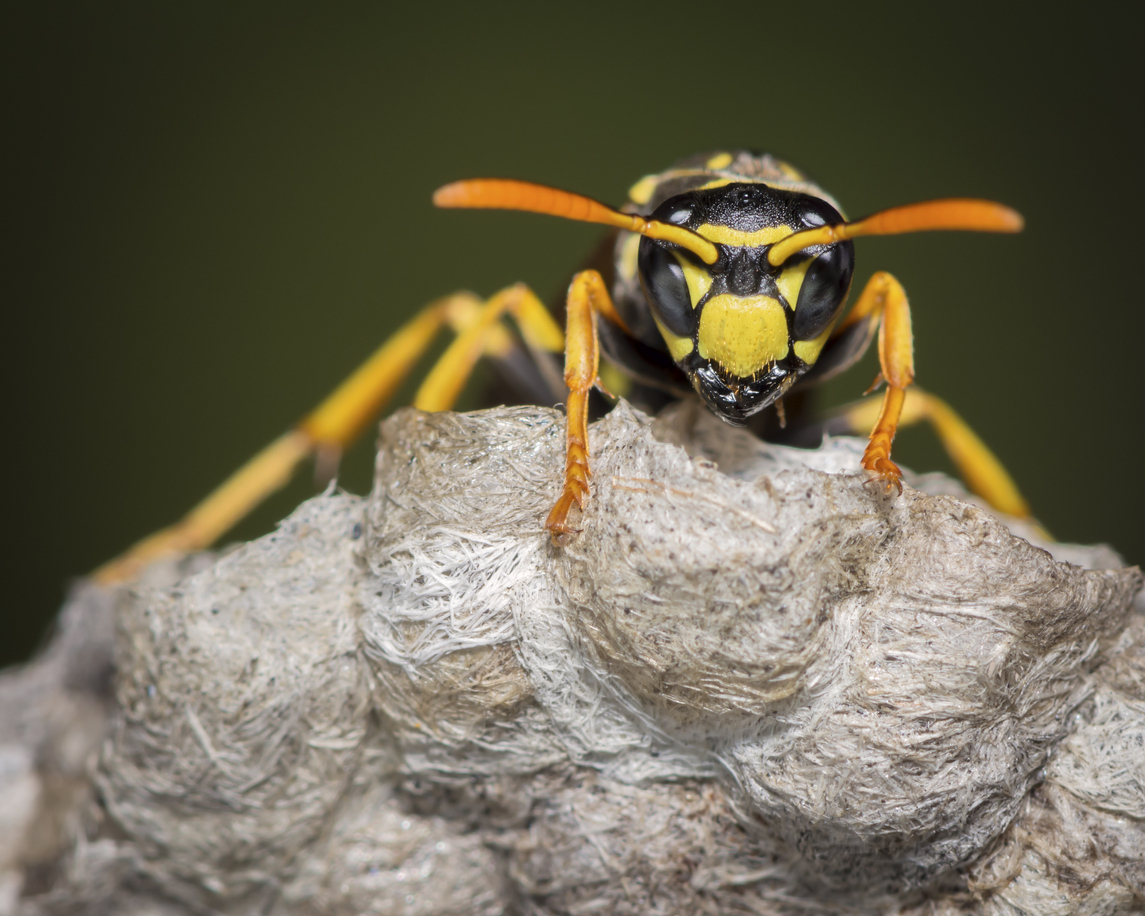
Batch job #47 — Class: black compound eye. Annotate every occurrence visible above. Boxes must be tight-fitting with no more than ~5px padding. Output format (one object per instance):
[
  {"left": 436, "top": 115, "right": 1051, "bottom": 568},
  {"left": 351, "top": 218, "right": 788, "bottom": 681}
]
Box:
[
  {"left": 793, "top": 241, "right": 855, "bottom": 341},
  {"left": 796, "top": 196, "right": 843, "bottom": 229},
  {"left": 638, "top": 238, "right": 694, "bottom": 339},
  {"left": 649, "top": 191, "right": 697, "bottom": 228}
]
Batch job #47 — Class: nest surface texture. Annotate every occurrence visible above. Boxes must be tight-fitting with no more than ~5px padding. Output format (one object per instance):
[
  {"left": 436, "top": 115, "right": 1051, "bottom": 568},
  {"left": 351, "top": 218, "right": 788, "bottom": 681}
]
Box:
[{"left": 2, "top": 403, "right": 1143, "bottom": 915}]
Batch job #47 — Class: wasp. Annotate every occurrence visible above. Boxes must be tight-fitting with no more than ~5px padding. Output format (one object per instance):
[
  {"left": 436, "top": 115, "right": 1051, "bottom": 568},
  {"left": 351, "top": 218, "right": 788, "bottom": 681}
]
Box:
[{"left": 97, "top": 151, "right": 1030, "bottom": 581}]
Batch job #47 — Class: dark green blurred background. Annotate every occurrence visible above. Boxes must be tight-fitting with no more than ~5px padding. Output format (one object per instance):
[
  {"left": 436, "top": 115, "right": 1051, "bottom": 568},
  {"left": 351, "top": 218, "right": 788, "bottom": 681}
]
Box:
[{"left": 6, "top": 5, "right": 1144, "bottom": 667}]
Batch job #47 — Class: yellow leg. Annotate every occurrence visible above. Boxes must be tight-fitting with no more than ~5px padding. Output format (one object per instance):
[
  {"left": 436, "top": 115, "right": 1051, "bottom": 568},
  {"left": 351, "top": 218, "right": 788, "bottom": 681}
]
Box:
[
  {"left": 94, "top": 285, "right": 563, "bottom": 584},
  {"left": 413, "top": 284, "right": 563, "bottom": 411},
  {"left": 544, "top": 270, "right": 629, "bottom": 546},
  {"left": 840, "top": 387, "right": 1035, "bottom": 521},
  {"left": 837, "top": 271, "right": 915, "bottom": 490}
]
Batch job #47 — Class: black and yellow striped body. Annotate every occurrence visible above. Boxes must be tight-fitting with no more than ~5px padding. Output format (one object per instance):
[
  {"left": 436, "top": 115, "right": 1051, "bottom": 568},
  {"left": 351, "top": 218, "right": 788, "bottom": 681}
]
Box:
[{"left": 604, "top": 151, "right": 856, "bottom": 425}]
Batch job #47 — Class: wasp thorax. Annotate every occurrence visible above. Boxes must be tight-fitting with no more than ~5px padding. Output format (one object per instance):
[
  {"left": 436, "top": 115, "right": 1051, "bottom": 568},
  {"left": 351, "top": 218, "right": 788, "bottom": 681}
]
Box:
[{"left": 635, "top": 184, "right": 855, "bottom": 424}]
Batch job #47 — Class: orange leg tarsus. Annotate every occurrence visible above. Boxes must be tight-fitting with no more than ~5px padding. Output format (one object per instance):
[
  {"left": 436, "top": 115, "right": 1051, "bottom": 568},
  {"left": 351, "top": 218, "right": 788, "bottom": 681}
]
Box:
[
  {"left": 545, "top": 437, "right": 590, "bottom": 543},
  {"left": 546, "top": 402, "right": 594, "bottom": 542},
  {"left": 544, "top": 270, "right": 610, "bottom": 546},
  {"left": 861, "top": 383, "right": 907, "bottom": 492},
  {"left": 843, "top": 388, "right": 1034, "bottom": 521},
  {"left": 545, "top": 493, "right": 583, "bottom": 546},
  {"left": 847, "top": 272, "right": 914, "bottom": 495}
]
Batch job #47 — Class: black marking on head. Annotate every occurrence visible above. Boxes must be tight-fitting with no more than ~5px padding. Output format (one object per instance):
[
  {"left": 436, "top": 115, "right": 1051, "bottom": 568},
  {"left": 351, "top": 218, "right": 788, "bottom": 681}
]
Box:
[
  {"left": 649, "top": 183, "right": 843, "bottom": 238},
  {"left": 638, "top": 242, "right": 695, "bottom": 339}
]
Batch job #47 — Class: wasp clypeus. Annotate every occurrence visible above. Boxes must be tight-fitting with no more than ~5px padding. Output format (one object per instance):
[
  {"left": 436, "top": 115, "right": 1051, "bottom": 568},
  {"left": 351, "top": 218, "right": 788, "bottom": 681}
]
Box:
[{"left": 97, "top": 151, "right": 1031, "bottom": 581}]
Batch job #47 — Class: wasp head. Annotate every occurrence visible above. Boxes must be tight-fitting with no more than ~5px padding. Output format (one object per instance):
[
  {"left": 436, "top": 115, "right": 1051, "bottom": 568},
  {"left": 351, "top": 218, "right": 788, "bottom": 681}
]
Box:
[{"left": 637, "top": 183, "right": 855, "bottom": 425}]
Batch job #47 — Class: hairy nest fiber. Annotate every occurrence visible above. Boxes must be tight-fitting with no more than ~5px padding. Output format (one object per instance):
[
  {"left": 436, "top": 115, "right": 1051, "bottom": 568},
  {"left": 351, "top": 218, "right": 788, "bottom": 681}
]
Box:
[{"left": 2, "top": 402, "right": 1142, "bottom": 915}]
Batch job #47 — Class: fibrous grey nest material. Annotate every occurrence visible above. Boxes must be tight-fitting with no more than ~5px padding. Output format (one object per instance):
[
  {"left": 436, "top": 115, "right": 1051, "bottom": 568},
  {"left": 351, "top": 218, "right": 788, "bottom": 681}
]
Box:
[{"left": 2, "top": 402, "right": 1143, "bottom": 915}]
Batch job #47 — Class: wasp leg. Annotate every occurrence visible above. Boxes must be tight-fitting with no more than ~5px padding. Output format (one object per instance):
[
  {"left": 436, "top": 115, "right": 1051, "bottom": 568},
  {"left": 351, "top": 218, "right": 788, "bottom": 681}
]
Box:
[
  {"left": 832, "top": 271, "right": 916, "bottom": 490},
  {"left": 838, "top": 387, "right": 1035, "bottom": 523},
  {"left": 411, "top": 284, "right": 564, "bottom": 411},
  {"left": 544, "top": 270, "right": 629, "bottom": 547},
  {"left": 94, "top": 285, "right": 564, "bottom": 584}
]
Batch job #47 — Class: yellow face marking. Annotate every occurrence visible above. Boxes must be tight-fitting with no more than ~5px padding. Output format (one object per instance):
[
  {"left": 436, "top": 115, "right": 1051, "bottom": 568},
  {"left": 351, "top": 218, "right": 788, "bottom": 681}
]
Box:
[
  {"left": 698, "top": 294, "right": 789, "bottom": 378},
  {"left": 699, "top": 177, "right": 735, "bottom": 191},
  {"left": 695, "top": 223, "right": 793, "bottom": 247},
  {"left": 793, "top": 320, "right": 836, "bottom": 366},
  {"left": 619, "top": 233, "right": 641, "bottom": 281},
  {"left": 774, "top": 258, "right": 812, "bottom": 310},
  {"left": 652, "top": 314, "right": 694, "bottom": 362},
  {"left": 672, "top": 252, "right": 713, "bottom": 308},
  {"left": 706, "top": 152, "right": 734, "bottom": 170},
  {"left": 628, "top": 174, "right": 660, "bottom": 206}
]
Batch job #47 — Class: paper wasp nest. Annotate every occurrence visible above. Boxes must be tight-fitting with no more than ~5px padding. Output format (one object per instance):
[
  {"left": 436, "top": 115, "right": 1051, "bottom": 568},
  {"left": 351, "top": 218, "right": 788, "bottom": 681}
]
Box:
[{"left": 3, "top": 404, "right": 1143, "bottom": 915}]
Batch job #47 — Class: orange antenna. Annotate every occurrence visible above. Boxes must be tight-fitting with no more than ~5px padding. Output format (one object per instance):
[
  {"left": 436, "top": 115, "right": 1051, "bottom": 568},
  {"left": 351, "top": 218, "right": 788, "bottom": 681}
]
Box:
[
  {"left": 767, "top": 198, "right": 1024, "bottom": 267},
  {"left": 434, "top": 178, "right": 720, "bottom": 265}
]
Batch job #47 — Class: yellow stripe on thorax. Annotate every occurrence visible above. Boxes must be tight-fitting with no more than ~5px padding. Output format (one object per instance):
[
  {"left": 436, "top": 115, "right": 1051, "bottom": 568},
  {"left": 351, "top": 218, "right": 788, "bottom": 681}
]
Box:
[
  {"left": 698, "top": 294, "right": 789, "bottom": 378},
  {"left": 627, "top": 174, "right": 660, "bottom": 206},
  {"left": 778, "top": 161, "right": 805, "bottom": 181}
]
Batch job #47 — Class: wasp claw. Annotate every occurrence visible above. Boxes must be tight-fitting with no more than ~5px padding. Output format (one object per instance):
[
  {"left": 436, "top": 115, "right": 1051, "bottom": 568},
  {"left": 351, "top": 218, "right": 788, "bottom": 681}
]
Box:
[
  {"left": 864, "top": 472, "right": 904, "bottom": 497},
  {"left": 547, "top": 525, "right": 581, "bottom": 548},
  {"left": 545, "top": 489, "right": 585, "bottom": 546},
  {"left": 861, "top": 452, "right": 904, "bottom": 496}
]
